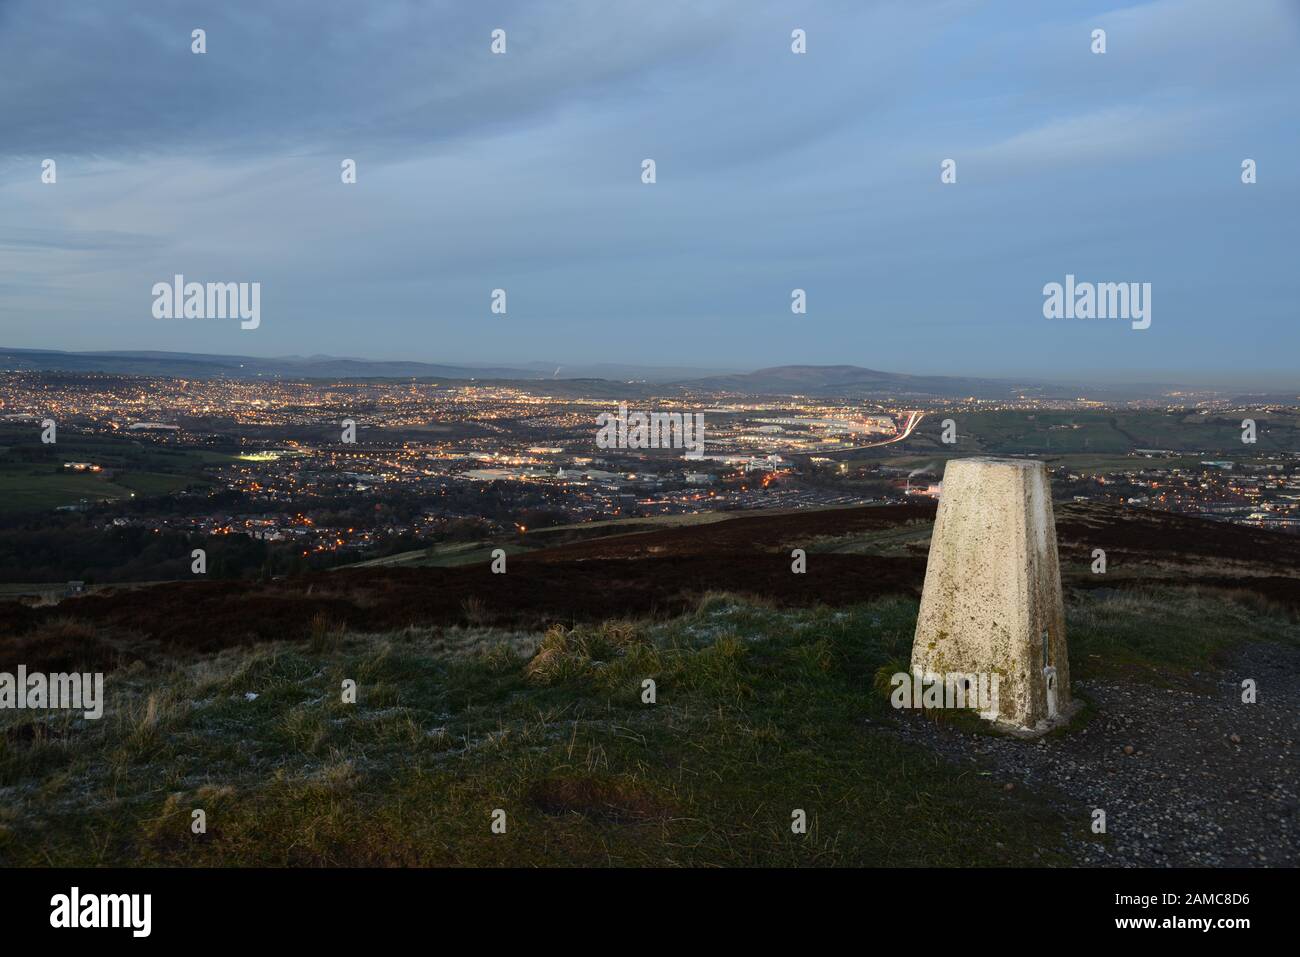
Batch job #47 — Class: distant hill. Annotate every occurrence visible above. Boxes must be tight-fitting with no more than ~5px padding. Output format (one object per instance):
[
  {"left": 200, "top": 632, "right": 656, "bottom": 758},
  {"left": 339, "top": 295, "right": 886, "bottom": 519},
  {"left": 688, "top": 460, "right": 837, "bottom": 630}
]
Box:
[
  {"left": 676, "top": 364, "right": 1078, "bottom": 399},
  {"left": 1, "top": 348, "right": 1167, "bottom": 398},
  {"left": 0, "top": 348, "right": 741, "bottom": 385},
  {"left": 0, "top": 348, "right": 534, "bottom": 380}
]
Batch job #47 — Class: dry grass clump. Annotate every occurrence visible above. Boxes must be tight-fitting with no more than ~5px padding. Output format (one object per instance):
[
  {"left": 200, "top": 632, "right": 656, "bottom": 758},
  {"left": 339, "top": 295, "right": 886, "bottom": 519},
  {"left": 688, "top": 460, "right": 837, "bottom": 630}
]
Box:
[
  {"left": 525, "top": 620, "right": 647, "bottom": 684},
  {"left": 308, "top": 611, "right": 345, "bottom": 653}
]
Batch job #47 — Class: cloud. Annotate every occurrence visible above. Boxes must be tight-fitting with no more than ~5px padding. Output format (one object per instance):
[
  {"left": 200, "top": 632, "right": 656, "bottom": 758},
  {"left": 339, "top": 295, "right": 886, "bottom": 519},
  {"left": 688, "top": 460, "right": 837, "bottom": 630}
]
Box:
[
  {"left": 0, "top": 226, "right": 163, "bottom": 253},
  {"left": 0, "top": 0, "right": 1296, "bottom": 380},
  {"left": 0, "top": 0, "right": 756, "bottom": 159},
  {"left": 969, "top": 104, "right": 1210, "bottom": 170}
]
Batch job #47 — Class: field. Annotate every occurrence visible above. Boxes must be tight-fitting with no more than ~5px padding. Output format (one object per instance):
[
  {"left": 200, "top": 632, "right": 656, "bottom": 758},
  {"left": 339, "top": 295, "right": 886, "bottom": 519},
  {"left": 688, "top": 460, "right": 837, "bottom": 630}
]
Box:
[
  {"left": 0, "top": 428, "right": 225, "bottom": 512},
  {"left": 0, "top": 466, "right": 206, "bottom": 512},
  {"left": 1, "top": 586, "right": 1294, "bottom": 866}
]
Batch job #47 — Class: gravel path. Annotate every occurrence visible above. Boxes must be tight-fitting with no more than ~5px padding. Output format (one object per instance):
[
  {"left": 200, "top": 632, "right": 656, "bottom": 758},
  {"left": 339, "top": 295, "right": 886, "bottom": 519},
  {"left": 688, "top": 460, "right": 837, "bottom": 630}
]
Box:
[{"left": 889, "top": 643, "right": 1300, "bottom": 866}]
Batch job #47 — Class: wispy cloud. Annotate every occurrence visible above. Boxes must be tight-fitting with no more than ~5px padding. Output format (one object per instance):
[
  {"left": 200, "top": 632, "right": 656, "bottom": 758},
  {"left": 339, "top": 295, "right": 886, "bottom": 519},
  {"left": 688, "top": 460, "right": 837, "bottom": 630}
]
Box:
[{"left": 970, "top": 104, "right": 1210, "bottom": 170}]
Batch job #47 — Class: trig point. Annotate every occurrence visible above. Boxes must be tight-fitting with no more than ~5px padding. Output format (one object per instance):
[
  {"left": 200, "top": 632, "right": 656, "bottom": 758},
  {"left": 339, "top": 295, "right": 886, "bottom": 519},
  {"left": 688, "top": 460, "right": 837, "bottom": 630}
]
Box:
[{"left": 910, "top": 457, "right": 1077, "bottom": 734}]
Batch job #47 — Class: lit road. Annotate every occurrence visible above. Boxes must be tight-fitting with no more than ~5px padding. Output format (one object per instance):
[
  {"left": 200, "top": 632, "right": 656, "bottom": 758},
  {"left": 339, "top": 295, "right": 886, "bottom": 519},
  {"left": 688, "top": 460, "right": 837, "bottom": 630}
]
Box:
[{"left": 832, "top": 410, "right": 924, "bottom": 452}]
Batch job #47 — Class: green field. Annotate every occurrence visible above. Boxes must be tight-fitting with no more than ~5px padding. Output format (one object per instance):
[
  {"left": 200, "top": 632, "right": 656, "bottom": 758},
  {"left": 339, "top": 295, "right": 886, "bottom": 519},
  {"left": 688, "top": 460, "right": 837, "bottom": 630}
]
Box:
[
  {"left": 0, "top": 466, "right": 208, "bottom": 512},
  {"left": 0, "top": 427, "right": 226, "bottom": 512},
  {"left": 0, "top": 469, "right": 131, "bottom": 511}
]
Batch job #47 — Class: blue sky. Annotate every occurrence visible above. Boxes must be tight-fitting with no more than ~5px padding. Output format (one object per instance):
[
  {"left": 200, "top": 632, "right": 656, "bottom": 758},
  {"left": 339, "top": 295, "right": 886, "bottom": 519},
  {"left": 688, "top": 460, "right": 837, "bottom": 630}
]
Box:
[{"left": 1, "top": 0, "right": 1297, "bottom": 386}]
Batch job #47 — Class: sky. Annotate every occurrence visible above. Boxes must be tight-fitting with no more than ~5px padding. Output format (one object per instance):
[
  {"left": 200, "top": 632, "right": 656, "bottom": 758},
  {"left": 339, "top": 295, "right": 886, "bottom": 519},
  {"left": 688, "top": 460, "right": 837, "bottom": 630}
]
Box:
[{"left": 1, "top": 0, "right": 1297, "bottom": 387}]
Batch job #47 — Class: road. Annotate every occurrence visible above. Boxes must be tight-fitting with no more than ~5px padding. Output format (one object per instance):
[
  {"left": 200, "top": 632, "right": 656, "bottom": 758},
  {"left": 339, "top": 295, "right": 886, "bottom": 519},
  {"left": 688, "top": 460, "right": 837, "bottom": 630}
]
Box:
[{"left": 832, "top": 410, "right": 924, "bottom": 452}]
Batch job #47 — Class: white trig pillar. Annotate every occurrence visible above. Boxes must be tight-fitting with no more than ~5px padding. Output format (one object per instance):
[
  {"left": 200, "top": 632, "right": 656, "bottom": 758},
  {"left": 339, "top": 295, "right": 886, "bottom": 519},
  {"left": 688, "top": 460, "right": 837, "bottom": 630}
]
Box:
[{"left": 910, "top": 457, "right": 1076, "bottom": 733}]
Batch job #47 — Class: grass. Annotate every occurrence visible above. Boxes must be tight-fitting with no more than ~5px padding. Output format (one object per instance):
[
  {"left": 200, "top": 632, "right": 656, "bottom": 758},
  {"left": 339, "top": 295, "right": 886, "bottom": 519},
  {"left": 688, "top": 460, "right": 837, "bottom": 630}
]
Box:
[
  {"left": 1067, "top": 587, "right": 1299, "bottom": 685},
  {"left": 0, "top": 467, "right": 208, "bottom": 512},
  {"left": 0, "top": 469, "right": 133, "bottom": 511},
  {"left": 0, "top": 428, "right": 225, "bottom": 512},
  {"left": 113, "top": 470, "right": 207, "bottom": 497},
  {"left": 813, "top": 523, "right": 933, "bottom": 557},
  {"left": 1, "top": 587, "right": 1294, "bottom": 866}
]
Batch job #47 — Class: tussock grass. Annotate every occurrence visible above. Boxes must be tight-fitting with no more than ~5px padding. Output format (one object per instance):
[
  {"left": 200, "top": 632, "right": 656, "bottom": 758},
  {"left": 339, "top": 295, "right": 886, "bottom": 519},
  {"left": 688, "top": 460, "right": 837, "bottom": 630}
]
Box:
[
  {"left": 525, "top": 620, "right": 649, "bottom": 685},
  {"left": 308, "top": 612, "right": 345, "bottom": 654}
]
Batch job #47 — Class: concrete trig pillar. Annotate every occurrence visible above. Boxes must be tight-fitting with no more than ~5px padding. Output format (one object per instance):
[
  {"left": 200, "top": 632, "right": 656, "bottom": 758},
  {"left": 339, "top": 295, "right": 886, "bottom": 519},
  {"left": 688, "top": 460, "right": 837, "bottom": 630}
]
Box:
[{"left": 910, "top": 457, "right": 1075, "bottom": 734}]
